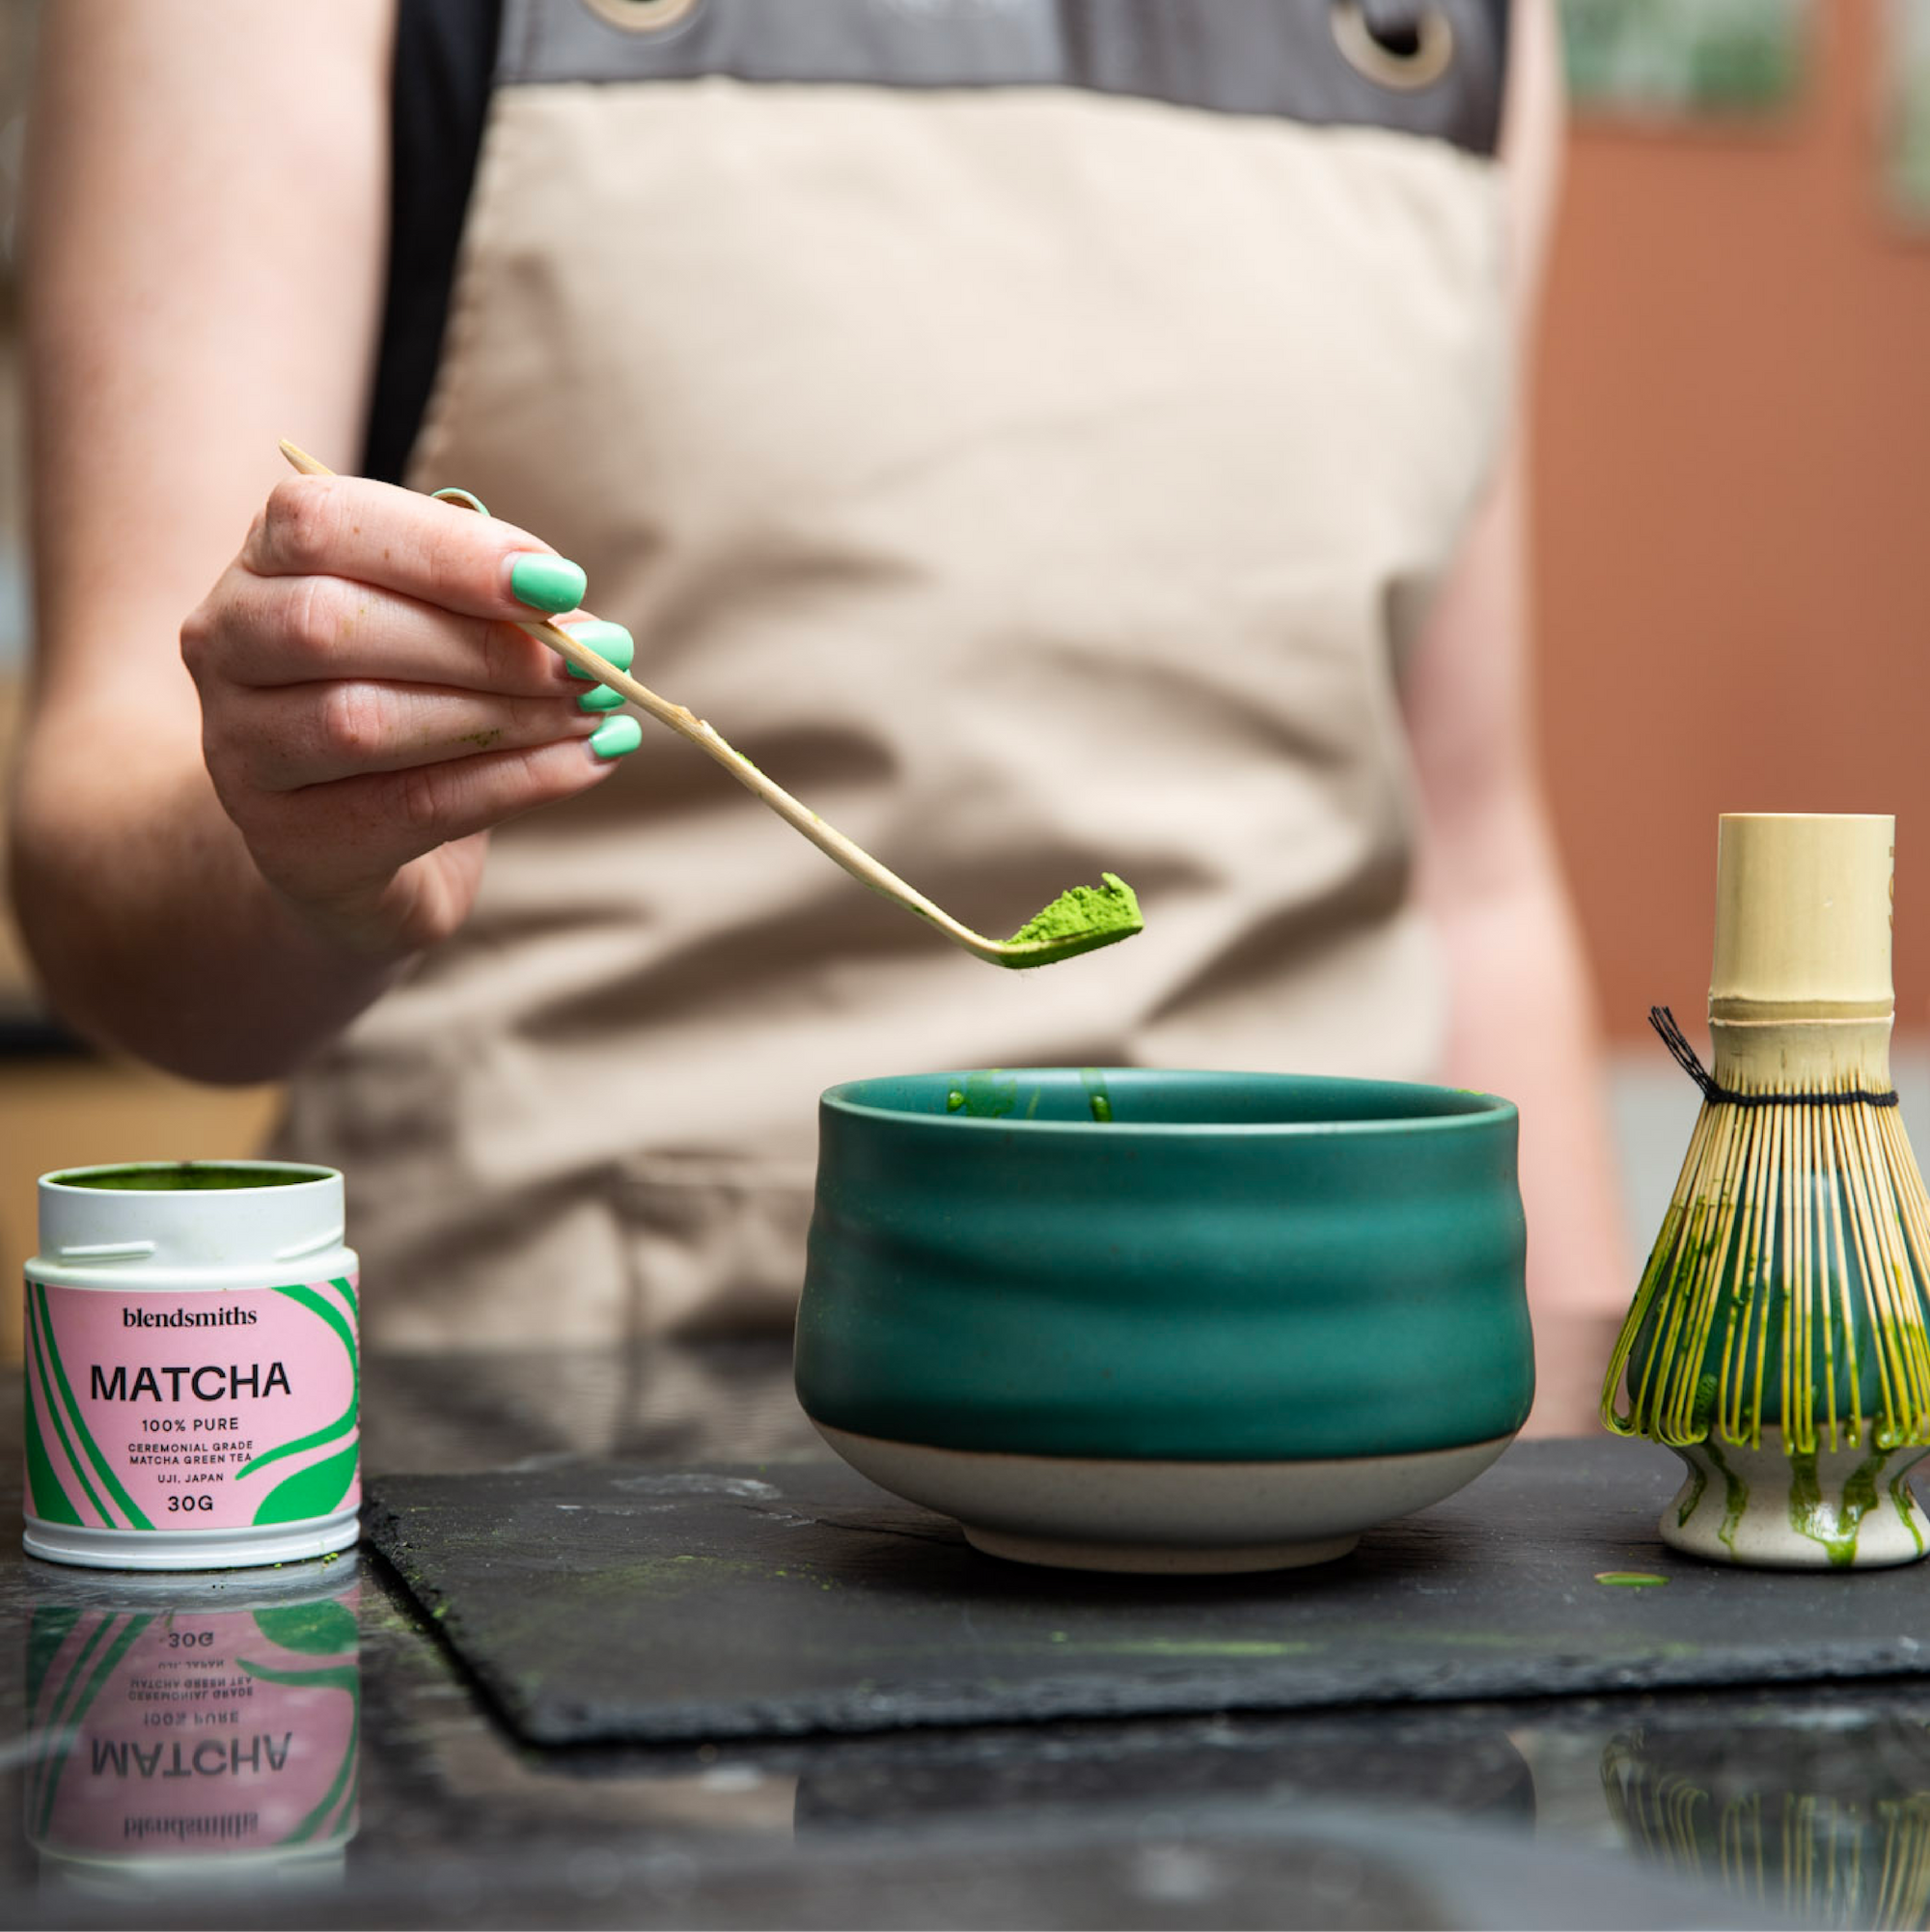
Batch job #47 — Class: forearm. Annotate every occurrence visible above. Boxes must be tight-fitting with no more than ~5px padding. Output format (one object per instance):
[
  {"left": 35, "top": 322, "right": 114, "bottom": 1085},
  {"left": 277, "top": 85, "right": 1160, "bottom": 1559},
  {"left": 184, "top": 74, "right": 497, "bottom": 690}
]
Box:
[
  {"left": 9, "top": 717, "right": 402, "bottom": 1083},
  {"left": 1434, "top": 858, "right": 1628, "bottom": 1305},
  {"left": 14, "top": 0, "right": 423, "bottom": 1079},
  {"left": 1424, "top": 814, "right": 1632, "bottom": 1433}
]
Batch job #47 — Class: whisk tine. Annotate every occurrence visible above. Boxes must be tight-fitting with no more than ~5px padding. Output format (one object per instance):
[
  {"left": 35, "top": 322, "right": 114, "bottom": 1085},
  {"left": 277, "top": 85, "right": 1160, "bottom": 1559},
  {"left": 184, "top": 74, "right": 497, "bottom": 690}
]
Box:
[{"left": 1606, "top": 1059, "right": 1930, "bottom": 1453}]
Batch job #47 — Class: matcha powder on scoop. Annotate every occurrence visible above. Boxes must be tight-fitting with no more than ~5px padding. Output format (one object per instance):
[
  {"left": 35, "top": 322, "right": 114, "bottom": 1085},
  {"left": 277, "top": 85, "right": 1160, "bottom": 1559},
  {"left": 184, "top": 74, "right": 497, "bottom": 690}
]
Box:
[{"left": 998, "top": 872, "right": 1144, "bottom": 968}]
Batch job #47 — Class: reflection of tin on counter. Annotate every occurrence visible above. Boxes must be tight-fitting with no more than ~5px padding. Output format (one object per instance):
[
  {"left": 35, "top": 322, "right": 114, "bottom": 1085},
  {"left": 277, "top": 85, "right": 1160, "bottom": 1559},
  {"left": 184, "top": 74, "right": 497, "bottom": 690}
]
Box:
[
  {"left": 24, "top": 1559, "right": 360, "bottom": 1895},
  {"left": 23, "top": 1162, "right": 360, "bottom": 1569}
]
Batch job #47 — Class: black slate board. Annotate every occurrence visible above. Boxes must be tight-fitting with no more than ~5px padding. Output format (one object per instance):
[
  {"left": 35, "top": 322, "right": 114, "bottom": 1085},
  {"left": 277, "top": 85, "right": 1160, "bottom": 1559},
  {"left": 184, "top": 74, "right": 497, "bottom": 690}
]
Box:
[{"left": 364, "top": 1439, "right": 1930, "bottom": 1747}]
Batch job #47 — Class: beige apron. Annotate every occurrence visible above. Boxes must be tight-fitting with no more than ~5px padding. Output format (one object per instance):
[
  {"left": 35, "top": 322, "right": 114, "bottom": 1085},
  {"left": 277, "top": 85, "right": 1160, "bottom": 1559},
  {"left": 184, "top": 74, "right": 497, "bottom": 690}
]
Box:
[{"left": 277, "top": 0, "right": 1510, "bottom": 1349}]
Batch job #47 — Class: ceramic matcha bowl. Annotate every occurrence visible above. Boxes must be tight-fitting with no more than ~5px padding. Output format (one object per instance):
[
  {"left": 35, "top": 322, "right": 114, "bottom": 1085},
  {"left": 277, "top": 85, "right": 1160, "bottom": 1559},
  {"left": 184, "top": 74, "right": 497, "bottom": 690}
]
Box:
[{"left": 794, "top": 1068, "right": 1532, "bottom": 1574}]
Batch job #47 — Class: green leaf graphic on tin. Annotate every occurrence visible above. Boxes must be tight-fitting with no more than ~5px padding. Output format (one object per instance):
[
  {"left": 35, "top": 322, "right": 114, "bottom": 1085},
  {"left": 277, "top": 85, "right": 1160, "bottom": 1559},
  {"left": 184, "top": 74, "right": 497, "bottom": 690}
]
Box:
[
  {"left": 252, "top": 1599, "right": 357, "bottom": 1655},
  {"left": 25, "top": 1607, "right": 81, "bottom": 1719},
  {"left": 253, "top": 1442, "right": 359, "bottom": 1527},
  {"left": 22, "top": 1362, "right": 83, "bottom": 1528},
  {"left": 30, "top": 1614, "right": 150, "bottom": 1841},
  {"left": 237, "top": 1652, "right": 360, "bottom": 1845},
  {"left": 23, "top": 1606, "right": 84, "bottom": 1829},
  {"left": 235, "top": 1283, "right": 359, "bottom": 1486},
  {"left": 27, "top": 1292, "right": 107, "bottom": 1526},
  {"left": 238, "top": 1655, "right": 359, "bottom": 1696},
  {"left": 284, "top": 1714, "right": 359, "bottom": 1846},
  {"left": 27, "top": 1287, "right": 145, "bottom": 1528},
  {"left": 33, "top": 1283, "right": 153, "bottom": 1529}
]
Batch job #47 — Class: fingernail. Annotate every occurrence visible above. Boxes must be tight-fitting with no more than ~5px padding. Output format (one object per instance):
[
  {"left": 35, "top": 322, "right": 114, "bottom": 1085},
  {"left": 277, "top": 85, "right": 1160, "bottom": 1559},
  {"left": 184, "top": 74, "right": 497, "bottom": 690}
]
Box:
[
  {"left": 509, "top": 552, "right": 588, "bottom": 614},
  {"left": 577, "top": 683, "right": 625, "bottom": 713},
  {"left": 431, "top": 486, "right": 490, "bottom": 515},
  {"left": 589, "top": 715, "right": 643, "bottom": 760},
  {"left": 559, "top": 618, "right": 635, "bottom": 681}
]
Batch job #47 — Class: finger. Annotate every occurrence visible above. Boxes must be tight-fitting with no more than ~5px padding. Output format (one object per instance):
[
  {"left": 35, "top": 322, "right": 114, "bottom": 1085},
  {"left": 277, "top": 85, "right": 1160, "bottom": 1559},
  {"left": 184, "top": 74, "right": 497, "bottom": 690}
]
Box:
[
  {"left": 188, "top": 567, "right": 594, "bottom": 695},
  {"left": 188, "top": 568, "right": 638, "bottom": 701},
  {"left": 241, "top": 474, "right": 593, "bottom": 622},
  {"left": 263, "top": 736, "right": 628, "bottom": 889},
  {"left": 221, "top": 680, "right": 602, "bottom": 792}
]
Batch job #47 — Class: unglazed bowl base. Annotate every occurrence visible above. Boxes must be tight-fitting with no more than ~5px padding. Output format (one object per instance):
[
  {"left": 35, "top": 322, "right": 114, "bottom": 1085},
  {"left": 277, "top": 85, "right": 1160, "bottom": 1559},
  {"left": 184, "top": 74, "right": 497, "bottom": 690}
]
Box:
[
  {"left": 812, "top": 1423, "right": 1513, "bottom": 1575},
  {"left": 960, "top": 1527, "right": 1361, "bottom": 1575},
  {"left": 1662, "top": 1430, "right": 1930, "bottom": 1569}
]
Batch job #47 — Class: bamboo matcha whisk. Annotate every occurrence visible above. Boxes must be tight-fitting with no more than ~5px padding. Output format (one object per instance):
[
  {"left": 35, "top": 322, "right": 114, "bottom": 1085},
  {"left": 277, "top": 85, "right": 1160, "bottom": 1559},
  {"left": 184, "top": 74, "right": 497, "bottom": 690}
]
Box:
[{"left": 1601, "top": 813, "right": 1930, "bottom": 1568}]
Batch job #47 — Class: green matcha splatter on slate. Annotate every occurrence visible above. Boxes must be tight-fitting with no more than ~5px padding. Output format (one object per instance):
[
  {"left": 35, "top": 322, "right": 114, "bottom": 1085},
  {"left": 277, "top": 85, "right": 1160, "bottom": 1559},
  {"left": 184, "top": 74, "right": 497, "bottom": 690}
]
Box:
[{"left": 1000, "top": 872, "right": 1144, "bottom": 969}]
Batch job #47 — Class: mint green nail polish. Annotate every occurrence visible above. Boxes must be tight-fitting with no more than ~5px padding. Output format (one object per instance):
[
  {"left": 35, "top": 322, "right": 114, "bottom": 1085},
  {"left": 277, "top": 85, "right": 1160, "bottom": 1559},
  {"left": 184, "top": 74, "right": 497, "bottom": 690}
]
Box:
[
  {"left": 562, "top": 618, "right": 635, "bottom": 680},
  {"left": 589, "top": 715, "right": 643, "bottom": 760},
  {"left": 577, "top": 683, "right": 625, "bottom": 713},
  {"left": 431, "top": 486, "right": 490, "bottom": 515},
  {"left": 510, "top": 552, "right": 588, "bottom": 614}
]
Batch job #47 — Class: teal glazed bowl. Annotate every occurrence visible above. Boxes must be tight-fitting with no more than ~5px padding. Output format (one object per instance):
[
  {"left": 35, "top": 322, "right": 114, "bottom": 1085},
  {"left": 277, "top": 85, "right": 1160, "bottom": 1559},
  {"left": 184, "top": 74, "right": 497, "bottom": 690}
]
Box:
[{"left": 795, "top": 1068, "right": 1531, "bottom": 1573}]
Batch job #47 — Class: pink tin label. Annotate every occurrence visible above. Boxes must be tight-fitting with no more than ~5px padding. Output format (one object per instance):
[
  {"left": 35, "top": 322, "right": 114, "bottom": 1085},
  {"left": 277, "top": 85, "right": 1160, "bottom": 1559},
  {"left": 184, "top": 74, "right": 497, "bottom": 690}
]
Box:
[
  {"left": 25, "top": 1585, "right": 360, "bottom": 1859},
  {"left": 22, "top": 1278, "right": 360, "bottom": 1534}
]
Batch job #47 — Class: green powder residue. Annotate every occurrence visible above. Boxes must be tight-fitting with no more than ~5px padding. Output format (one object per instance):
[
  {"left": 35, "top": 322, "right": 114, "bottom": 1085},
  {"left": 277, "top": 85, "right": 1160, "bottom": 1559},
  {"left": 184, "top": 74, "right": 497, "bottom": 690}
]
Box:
[
  {"left": 1789, "top": 1447, "right": 1886, "bottom": 1568},
  {"left": 1067, "top": 1638, "right": 1315, "bottom": 1659},
  {"left": 1001, "top": 872, "right": 1144, "bottom": 968},
  {"left": 950, "top": 1071, "right": 1019, "bottom": 1119},
  {"left": 1594, "top": 1572, "right": 1670, "bottom": 1588},
  {"left": 1674, "top": 1457, "right": 1708, "bottom": 1529},
  {"left": 1690, "top": 1371, "right": 1720, "bottom": 1434},
  {"left": 1890, "top": 1470, "right": 1927, "bottom": 1555},
  {"left": 54, "top": 1163, "right": 328, "bottom": 1192},
  {"left": 1704, "top": 1437, "right": 1750, "bottom": 1557},
  {"left": 1079, "top": 1067, "right": 1114, "bottom": 1123}
]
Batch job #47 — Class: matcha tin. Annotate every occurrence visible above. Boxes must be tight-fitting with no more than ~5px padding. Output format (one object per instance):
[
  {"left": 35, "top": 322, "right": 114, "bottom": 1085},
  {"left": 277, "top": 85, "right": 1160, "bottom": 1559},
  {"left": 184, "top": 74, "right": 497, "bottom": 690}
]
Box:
[{"left": 23, "top": 1163, "right": 360, "bottom": 1571}]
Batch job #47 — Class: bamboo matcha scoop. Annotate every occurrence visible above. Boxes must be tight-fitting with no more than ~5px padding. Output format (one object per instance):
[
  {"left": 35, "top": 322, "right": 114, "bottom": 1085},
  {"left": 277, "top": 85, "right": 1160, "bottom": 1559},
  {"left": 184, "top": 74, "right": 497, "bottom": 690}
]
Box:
[{"left": 280, "top": 442, "right": 1143, "bottom": 967}]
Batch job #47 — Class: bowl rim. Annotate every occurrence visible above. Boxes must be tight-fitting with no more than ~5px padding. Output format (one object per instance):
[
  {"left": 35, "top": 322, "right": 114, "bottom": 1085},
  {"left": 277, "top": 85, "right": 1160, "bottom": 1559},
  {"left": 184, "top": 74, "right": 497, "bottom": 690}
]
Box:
[{"left": 820, "top": 1066, "right": 1517, "bottom": 1140}]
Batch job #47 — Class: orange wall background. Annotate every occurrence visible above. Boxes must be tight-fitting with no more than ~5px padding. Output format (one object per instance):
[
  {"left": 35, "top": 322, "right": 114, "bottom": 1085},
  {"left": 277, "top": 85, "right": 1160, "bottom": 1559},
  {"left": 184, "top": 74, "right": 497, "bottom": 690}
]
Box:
[{"left": 1534, "top": 0, "right": 1930, "bottom": 1041}]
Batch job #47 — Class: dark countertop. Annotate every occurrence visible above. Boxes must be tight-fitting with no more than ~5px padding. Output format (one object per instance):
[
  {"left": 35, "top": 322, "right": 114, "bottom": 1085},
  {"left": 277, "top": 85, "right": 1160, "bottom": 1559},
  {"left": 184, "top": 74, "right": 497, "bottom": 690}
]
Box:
[{"left": 4, "top": 1341, "right": 1920, "bottom": 1929}]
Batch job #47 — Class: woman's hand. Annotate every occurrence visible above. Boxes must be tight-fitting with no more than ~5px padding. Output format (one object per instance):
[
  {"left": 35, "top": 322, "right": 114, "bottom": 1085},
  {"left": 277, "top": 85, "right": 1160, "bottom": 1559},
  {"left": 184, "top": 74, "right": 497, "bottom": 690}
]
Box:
[{"left": 181, "top": 473, "right": 635, "bottom": 961}]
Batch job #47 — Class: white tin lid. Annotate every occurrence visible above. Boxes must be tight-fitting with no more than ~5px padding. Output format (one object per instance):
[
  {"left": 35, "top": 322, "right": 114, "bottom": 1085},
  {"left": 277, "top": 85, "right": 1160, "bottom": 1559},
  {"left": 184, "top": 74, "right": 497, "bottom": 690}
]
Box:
[{"left": 35, "top": 1162, "right": 345, "bottom": 1272}]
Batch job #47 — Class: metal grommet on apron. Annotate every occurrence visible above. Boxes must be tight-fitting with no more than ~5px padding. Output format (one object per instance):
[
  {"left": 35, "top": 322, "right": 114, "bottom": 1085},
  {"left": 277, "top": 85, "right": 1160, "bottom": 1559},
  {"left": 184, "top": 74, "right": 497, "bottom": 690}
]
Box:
[
  {"left": 579, "top": 0, "right": 706, "bottom": 37},
  {"left": 1330, "top": 2, "right": 1455, "bottom": 93}
]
